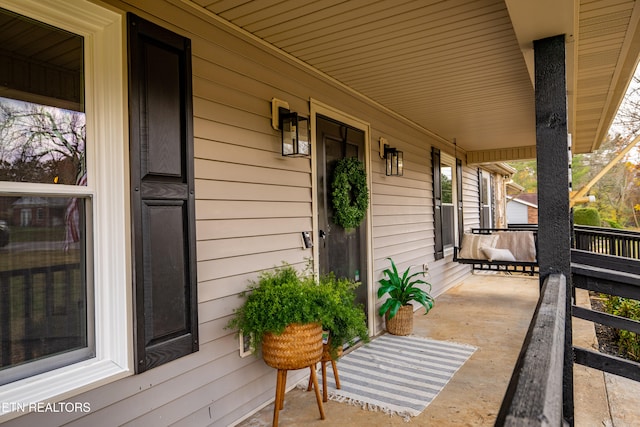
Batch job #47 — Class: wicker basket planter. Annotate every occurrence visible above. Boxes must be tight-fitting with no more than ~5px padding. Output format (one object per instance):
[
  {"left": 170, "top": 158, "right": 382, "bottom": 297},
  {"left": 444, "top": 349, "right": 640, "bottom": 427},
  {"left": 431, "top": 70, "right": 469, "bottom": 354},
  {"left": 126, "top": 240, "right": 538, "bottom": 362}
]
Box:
[
  {"left": 378, "top": 258, "right": 434, "bottom": 337},
  {"left": 321, "top": 342, "right": 342, "bottom": 362},
  {"left": 385, "top": 304, "right": 414, "bottom": 335},
  {"left": 262, "top": 322, "right": 323, "bottom": 370}
]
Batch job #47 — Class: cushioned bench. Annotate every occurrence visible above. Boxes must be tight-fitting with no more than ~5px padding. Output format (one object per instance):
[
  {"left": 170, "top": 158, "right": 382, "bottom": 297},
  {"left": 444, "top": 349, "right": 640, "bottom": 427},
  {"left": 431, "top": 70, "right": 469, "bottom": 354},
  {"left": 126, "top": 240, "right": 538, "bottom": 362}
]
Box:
[{"left": 454, "top": 228, "right": 538, "bottom": 274}]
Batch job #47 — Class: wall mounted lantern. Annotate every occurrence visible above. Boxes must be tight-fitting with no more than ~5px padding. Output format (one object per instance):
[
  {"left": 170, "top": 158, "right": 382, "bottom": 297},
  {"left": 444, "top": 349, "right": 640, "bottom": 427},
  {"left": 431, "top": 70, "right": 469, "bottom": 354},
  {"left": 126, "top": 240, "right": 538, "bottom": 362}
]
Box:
[
  {"left": 271, "top": 98, "right": 310, "bottom": 157},
  {"left": 379, "top": 137, "right": 403, "bottom": 176},
  {"left": 280, "top": 108, "right": 310, "bottom": 156}
]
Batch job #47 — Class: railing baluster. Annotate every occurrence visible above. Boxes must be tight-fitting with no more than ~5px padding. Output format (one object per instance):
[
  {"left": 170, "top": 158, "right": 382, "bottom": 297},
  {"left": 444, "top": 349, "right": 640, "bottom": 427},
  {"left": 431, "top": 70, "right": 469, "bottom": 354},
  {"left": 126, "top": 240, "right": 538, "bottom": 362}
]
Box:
[
  {"left": 45, "top": 267, "right": 56, "bottom": 353},
  {"left": 23, "top": 270, "right": 33, "bottom": 361},
  {"left": 65, "top": 266, "right": 73, "bottom": 337},
  {"left": 1, "top": 274, "right": 11, "bottom": 368}
]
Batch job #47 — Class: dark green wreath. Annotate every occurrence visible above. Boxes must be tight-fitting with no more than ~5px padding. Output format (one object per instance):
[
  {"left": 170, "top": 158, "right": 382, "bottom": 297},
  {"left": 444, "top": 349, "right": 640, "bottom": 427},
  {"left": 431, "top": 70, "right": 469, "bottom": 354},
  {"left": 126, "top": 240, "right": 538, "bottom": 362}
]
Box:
[{"left": 331, "top": 157, "right": 369, "bottom": 229}]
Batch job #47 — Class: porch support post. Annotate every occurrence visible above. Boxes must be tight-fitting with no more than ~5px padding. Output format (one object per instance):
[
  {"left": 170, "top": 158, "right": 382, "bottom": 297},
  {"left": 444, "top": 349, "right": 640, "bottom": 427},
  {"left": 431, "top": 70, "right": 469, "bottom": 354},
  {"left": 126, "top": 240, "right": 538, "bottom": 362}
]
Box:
[{"left": 534, "top": 34, "right": 573, "bottom": 426}]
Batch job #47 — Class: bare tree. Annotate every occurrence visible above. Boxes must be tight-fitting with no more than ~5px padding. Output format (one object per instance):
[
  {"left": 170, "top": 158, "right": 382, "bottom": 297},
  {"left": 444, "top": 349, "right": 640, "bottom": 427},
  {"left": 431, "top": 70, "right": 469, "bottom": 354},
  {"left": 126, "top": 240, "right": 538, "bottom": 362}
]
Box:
[
  {"left": 573, "top": 67, "right": 640, "bottom": 229},
  {"left": 0, "top": 98, "right": 85, "bottom": 185}
]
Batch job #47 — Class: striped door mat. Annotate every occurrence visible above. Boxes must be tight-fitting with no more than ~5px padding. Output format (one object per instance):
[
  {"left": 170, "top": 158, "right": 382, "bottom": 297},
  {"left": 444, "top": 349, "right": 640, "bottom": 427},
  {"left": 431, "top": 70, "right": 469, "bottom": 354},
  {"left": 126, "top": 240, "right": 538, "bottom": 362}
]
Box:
[{"left": 317, "top": 334, "right": 477, "bottom": 419}]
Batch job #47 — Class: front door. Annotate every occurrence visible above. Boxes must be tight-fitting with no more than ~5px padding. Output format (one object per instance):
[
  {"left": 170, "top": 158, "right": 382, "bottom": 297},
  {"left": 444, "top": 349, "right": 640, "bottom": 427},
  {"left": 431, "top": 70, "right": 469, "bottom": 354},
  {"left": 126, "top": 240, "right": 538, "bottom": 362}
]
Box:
[{"left": 316, "top": 115, "right": 368, "bottom": 316}]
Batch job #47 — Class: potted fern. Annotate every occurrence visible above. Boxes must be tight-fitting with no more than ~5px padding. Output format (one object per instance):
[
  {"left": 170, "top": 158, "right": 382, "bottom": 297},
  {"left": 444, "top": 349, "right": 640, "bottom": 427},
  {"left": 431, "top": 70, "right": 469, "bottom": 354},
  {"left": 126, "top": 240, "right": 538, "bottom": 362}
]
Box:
[
  {"left": 304, "top": 273, "right": 370, "bottom": 401},
  {"left": 377, "top": 258, "right": 434, "bottom": 335},
  {"left": 227, "top": 264, "right": 330, "bottom": 369},
  {"left": 317, "top": 273, "right": 369, "bottom": 359},
  {"left": 227, "top": 264, "right": 369, "bottom": 367},
  {"left": 227, "top": 264, "right": 337, "bottom": 425}
]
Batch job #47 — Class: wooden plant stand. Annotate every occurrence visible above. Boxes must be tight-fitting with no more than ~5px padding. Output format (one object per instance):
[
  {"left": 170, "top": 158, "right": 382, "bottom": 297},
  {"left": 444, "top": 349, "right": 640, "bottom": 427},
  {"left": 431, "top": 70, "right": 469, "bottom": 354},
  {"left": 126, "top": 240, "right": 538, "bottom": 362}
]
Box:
[
  {"left": 307, "top": 357, "right": 341, "bottom": 402},
  {"left": 274, "top": 365, "right": 325, "bottom": 427},
  {"left": 261, "top": 323, "right": 325, "bottom": 427}
]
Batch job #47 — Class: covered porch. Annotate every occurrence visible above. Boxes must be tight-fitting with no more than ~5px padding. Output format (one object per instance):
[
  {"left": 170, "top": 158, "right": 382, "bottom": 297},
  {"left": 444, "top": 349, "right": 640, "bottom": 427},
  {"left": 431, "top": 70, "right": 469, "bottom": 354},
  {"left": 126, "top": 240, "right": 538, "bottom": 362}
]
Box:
[
  {"left": 2, "top": 1, "right": 640, "bottom": 425},
  {"left": 235, "top": 273, "right": 638, "bottom": 426}
]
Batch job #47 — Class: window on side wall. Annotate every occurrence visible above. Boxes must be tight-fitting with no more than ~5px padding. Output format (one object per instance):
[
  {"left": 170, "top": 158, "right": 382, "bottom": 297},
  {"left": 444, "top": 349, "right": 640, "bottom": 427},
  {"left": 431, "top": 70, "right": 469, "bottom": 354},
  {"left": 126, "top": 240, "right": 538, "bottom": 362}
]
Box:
[
  {"left": 479, "top": 170, "right": 493, "bottom": 228},
  {"left": 0, "top": 0, "right": 127, "bottom": 414},
  {"left": 432, "top": 148, "right": 462, "bottom": 260},
  {"left": 440, "top": 154, "right": 456, "bottom": 251}
]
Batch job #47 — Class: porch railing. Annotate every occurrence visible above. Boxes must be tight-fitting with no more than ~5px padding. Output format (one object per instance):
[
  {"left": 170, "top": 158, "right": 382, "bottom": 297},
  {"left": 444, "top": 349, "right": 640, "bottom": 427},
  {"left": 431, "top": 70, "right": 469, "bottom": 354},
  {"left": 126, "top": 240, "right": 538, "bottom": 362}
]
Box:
[
  {"left": 495, "top": 273, "right": 566, "bottom": 426},
  {"left": 573, "top": 224, "right": 640, "bottom": 259},
  {"left": 497, "top": 225, "right": 640, "bottom": 426},
  {"left": 571, "top": 249, "right": 640, "bottom": 383},
  {"left": 0, "top": 263, "right": 83, "bottom": 370}
]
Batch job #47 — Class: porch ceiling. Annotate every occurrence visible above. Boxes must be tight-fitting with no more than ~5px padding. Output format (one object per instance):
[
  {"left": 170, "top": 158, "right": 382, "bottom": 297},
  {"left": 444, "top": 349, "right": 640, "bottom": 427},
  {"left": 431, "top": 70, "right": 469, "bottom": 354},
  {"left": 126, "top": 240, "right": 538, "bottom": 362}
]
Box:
[{"left": 195, "top": 1, "right": 637, "bottom": 160}]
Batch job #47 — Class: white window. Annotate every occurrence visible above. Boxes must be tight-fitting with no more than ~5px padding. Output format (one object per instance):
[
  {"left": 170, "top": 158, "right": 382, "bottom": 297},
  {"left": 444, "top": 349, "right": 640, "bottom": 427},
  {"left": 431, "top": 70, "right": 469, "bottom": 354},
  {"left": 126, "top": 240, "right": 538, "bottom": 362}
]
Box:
[
  {"left": 0, "top": 0, "right": 128, "bottom": 418},
  {"left": 440, "top": 153, "right": 458, "bottom": 252},
  {"left": 480, "top": 170, "right": 493, "bottom": 228}
]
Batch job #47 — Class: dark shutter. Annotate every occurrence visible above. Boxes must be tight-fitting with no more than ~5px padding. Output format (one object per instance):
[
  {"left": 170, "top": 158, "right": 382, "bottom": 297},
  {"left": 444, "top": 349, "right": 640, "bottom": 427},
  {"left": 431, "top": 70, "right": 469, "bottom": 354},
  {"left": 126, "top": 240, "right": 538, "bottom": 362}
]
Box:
[
  {"left": 128, "top": 13, "right": 198, "bottom": 372},
  {"left": 456, "top": 158, "right": 464, "bottom": 245},
  {"left": 432, "top": 147, "right": 443, "bottom": 260}
]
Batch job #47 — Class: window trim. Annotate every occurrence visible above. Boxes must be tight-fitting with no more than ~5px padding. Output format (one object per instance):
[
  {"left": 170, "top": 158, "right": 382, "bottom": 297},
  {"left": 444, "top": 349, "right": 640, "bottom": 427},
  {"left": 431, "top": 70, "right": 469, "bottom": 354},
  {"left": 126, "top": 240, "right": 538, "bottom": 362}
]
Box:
[{"left": 0, "top": 0, "right": 130, "bottom": 420}]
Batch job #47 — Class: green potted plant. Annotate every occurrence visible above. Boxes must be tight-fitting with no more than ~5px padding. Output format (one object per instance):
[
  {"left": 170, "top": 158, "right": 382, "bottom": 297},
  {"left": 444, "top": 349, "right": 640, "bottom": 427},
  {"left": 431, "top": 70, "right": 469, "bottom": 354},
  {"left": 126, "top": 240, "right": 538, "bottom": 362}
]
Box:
[
  {"left": 227, "top": 263, "right": 332, "bottom": 425},
  {"left": 227, "top": 263, "right": 331, "bottom": 370},
  {"left": 317, "top": 273, "right": 370, "bottom": 359},
  {"left": 305, "top": 273, "right": 370, "bottom": 402},
  {"left": 227, "top": 264, "right": 370, "bottom": 363},
  {"left": 377, "top": 257, "right": 434, "bottom": 335}
]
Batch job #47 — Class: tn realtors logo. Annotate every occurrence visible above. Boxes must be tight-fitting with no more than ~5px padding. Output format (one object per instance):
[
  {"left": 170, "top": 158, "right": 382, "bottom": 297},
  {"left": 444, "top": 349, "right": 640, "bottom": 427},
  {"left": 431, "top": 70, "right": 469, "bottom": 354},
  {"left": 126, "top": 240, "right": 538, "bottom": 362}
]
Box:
[{"left": 2, "top": 401, "right": 91, "bottom": 413}]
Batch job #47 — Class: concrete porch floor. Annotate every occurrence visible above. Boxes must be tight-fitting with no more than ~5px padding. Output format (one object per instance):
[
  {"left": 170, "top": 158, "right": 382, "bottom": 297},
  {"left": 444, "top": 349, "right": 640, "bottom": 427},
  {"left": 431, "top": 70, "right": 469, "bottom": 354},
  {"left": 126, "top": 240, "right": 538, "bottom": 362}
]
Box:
[{"left": 234, "top": 273, "right": 638, "bottom": 427}]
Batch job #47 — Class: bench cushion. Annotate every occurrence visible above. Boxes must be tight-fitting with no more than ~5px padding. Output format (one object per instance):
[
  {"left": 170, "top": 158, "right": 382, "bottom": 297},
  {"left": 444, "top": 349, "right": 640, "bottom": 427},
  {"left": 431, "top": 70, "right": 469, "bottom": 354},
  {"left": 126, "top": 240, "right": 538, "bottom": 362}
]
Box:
[
  {"left": 495, "top": 231, "right": 536, "bottom": 262},
  {"left": 458, "top": 233, "right": 499, "bottom": 259}
]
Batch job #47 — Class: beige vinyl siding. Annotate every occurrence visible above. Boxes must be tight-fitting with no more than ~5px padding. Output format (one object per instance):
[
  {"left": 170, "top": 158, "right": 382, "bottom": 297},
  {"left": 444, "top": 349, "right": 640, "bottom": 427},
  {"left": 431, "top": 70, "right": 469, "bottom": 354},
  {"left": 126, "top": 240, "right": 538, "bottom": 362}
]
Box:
[
  {"left": 4, "top": 0, "right": 478, "bottom": 425},
  {"left": 190, "top": 18, "right": 317, "bottom": 423}
]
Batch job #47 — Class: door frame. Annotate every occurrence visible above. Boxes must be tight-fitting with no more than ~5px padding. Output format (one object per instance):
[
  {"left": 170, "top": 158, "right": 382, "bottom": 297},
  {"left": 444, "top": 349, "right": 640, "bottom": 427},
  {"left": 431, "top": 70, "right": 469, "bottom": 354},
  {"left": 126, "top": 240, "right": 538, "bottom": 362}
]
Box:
[{"left": 309, "top": 98, "right": 376, "bottom": 336}]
